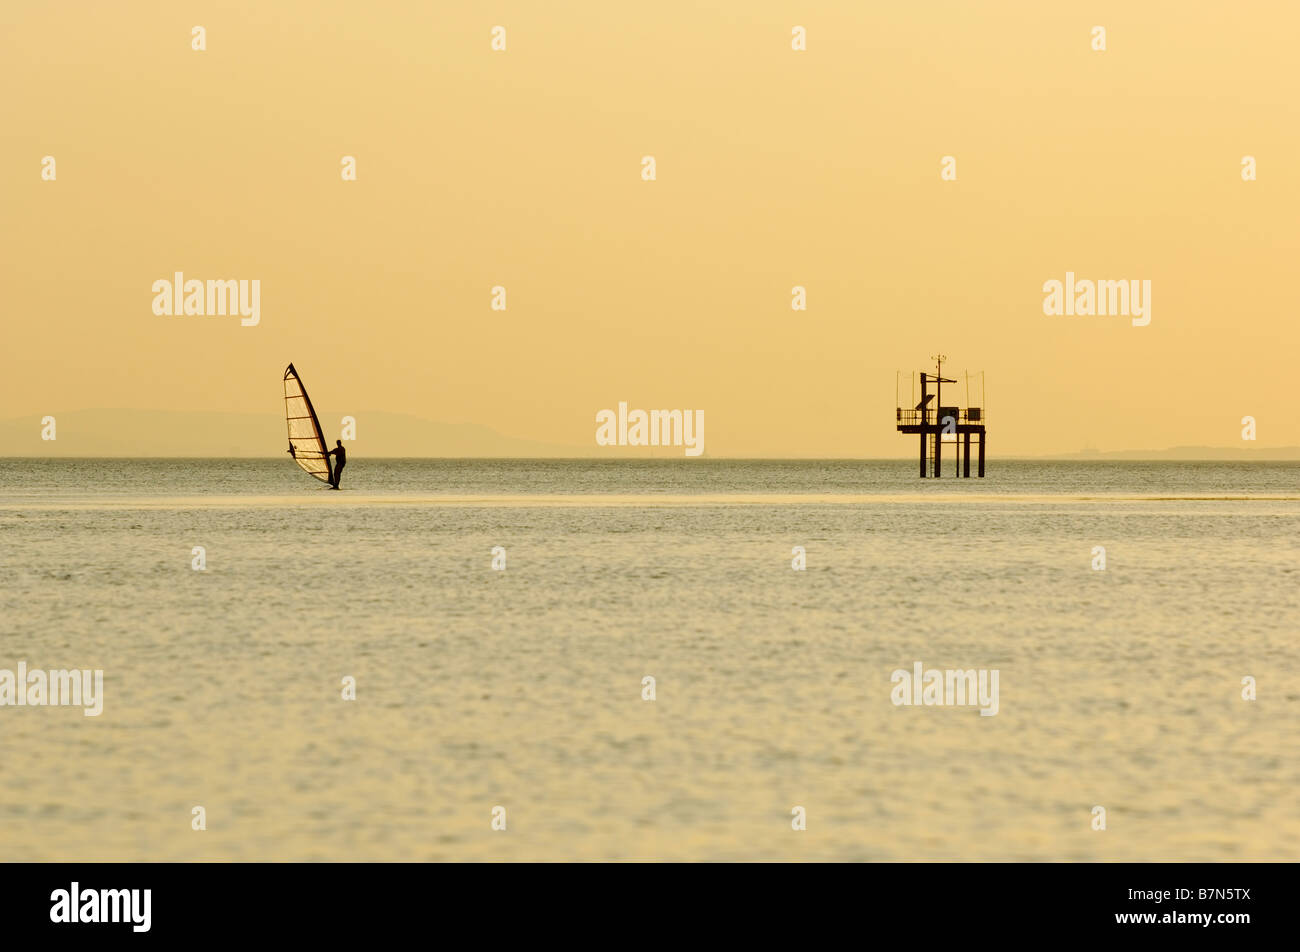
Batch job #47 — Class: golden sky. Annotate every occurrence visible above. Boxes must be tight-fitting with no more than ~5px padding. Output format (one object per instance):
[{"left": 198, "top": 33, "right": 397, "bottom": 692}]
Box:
[{"left": 3, "top": 1, "right": 1297, "bottom": 456}]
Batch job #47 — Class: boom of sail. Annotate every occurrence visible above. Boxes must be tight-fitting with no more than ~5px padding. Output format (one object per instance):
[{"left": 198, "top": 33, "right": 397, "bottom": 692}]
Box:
[{"left": 283, "top": 363, "right": 332, "bottom": 484}]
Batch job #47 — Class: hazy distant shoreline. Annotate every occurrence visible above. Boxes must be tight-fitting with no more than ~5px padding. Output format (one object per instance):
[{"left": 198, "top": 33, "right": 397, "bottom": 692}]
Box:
[{"left": 5, "top": 411, "right": 1298, "bottom": 460}]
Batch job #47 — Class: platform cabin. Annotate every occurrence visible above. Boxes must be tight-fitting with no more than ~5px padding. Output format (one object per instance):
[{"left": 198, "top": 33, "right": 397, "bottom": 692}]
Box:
[{"left": 895, "top": 356, "right": 986, "bottom": 477}]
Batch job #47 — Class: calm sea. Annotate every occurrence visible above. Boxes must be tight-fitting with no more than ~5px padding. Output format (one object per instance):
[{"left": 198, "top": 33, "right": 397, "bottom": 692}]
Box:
[{"left": 1, "top": 459, "right": 1297, "bottom": 860}]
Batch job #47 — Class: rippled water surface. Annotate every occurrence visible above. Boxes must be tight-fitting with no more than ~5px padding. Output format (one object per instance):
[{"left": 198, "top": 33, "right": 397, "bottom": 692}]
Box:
[{"left": 1, "top": 460, "right": 1296, "bottom": 860}]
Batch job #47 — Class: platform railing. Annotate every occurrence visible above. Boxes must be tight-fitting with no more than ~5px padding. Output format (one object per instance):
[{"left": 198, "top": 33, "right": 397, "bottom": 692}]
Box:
[{"left": 895, "top": 408, "right": 985, "bottom": 426}]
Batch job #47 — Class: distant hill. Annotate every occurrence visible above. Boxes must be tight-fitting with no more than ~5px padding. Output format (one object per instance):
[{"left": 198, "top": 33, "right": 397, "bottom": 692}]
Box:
[
  {"left": 1042, "top": 446, "right": 1300, "bottom": 461},
  {"left": 3, "top": 410, "right": 1297, "bottom": 459},
  {"left": 0, "top": 409, "right": 582, "bottom": 457}
]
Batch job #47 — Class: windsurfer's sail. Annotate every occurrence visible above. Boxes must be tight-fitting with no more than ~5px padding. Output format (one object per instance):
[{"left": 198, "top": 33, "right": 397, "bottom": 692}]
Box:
[{"left": 283, "top": 363, "right": 332, "bottom": 484}]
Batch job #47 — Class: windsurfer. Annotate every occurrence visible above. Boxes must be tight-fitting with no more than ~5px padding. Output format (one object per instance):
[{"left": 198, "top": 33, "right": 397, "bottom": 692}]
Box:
[{"left": 327, "top": 440, "right": 346, "bottom": 489}]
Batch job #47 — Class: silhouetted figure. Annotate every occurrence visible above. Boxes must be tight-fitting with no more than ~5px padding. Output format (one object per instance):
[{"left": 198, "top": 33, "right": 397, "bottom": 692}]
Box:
[{"left": 327, "top": 441, "right": 346, "bottom": 489}]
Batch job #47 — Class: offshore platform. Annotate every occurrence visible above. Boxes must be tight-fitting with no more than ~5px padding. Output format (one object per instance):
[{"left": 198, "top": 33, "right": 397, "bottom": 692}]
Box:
[{"left": 896, "top": 355, "right": 986, "bottom": 477}]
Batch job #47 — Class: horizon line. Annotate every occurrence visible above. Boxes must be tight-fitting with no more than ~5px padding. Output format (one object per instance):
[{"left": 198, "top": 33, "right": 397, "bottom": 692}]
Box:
[{"left": 4, "top": 455, "right": 1299, "bottom": 463}]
